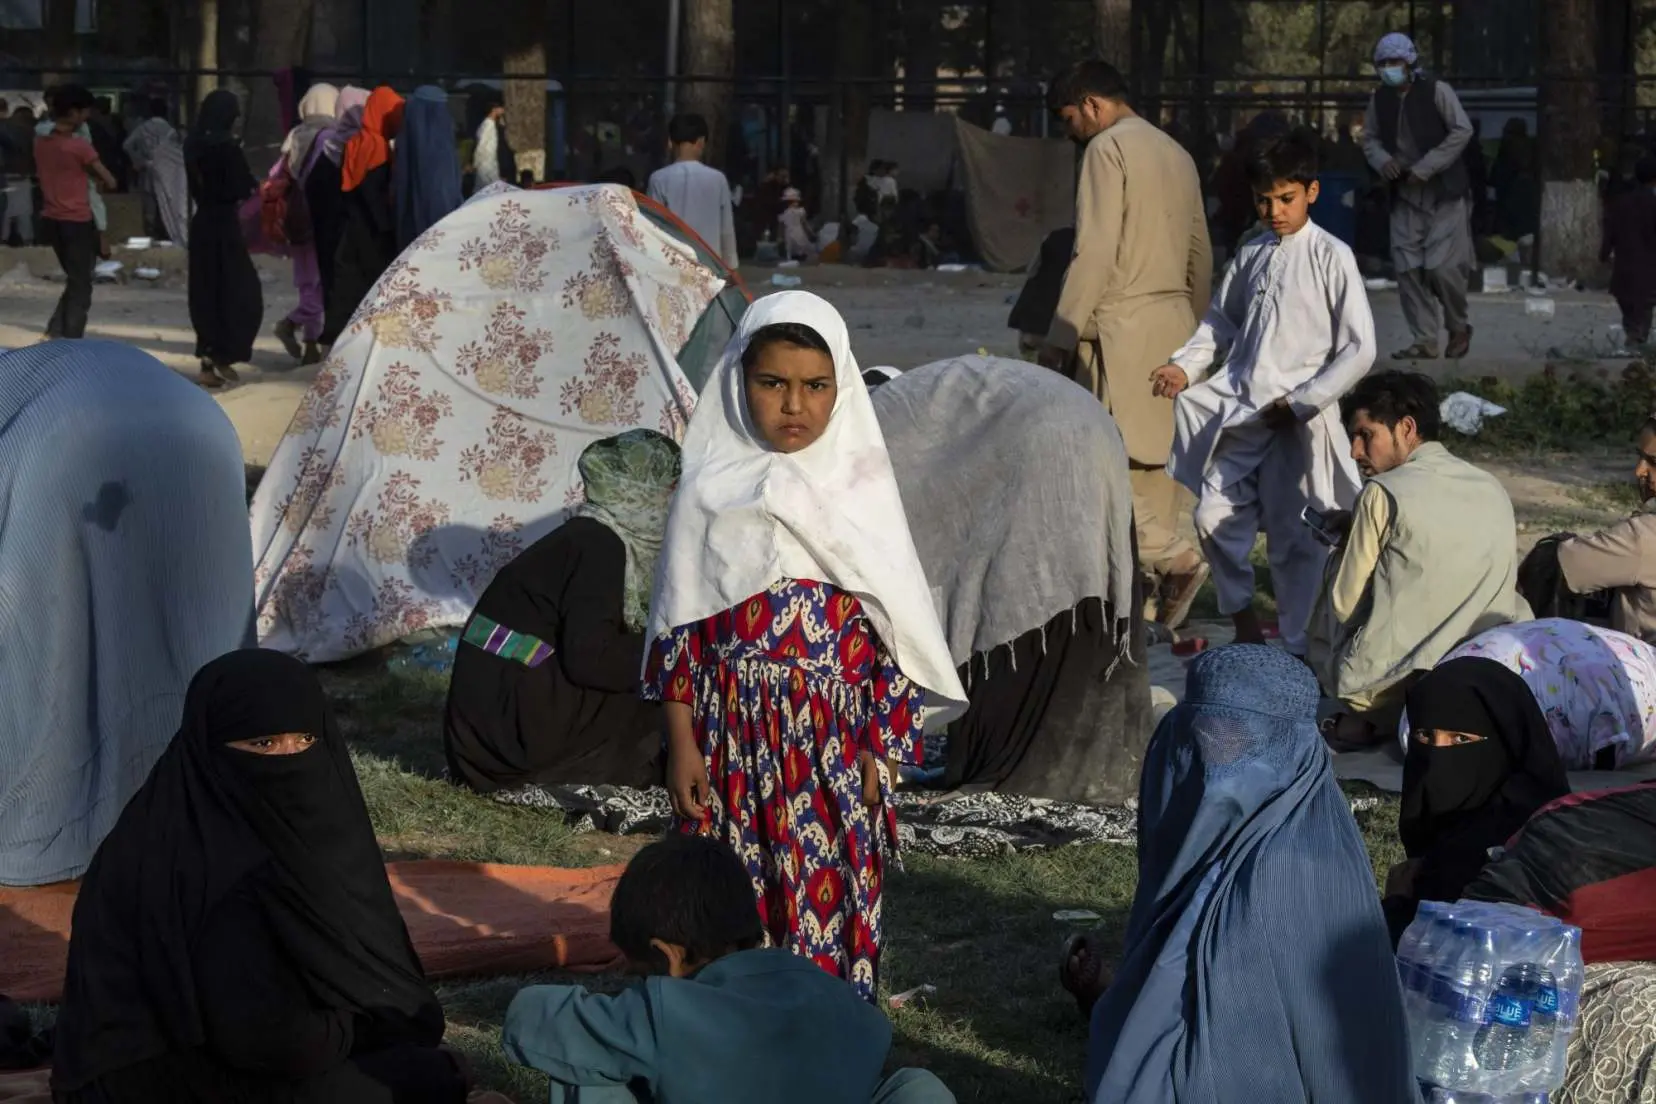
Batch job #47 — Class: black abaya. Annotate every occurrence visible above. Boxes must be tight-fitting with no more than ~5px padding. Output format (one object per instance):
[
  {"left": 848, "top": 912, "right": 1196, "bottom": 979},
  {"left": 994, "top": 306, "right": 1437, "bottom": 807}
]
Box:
[
  {"left": 1381, "top": 656, "right": 1570, "bottom": 942},
  {"left": 52, "top": 651, "right": 462, "bottom": 1104},
  {"left": 304, "top": 155, "right": 346, "bottom": 314},
  {"left": 942, "top": 594, "right": 1150, "bottom": 805},
  {"left": 322, "top": 162, "right": 396, "bottom": 346},
  {"left": 444, "top": 518, "right": 664, "bottom": 792},
  {"left": 186, "top": 142, "right": 262, "bottom": 366}
]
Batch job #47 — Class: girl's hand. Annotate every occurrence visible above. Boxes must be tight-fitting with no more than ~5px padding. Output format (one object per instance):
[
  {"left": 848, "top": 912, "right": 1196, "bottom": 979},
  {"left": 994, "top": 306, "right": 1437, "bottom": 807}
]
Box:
[
  {"left": 859, "top": 751, "right": 899, "bottom": 807},
  {"left": 665, "top": 724, "right": 709, "bottom": 821}
]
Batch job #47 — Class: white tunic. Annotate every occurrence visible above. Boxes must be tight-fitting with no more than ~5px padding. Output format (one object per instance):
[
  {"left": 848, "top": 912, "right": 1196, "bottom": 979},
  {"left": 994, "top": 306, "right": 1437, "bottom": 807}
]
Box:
[
  {"left": 1166, "top": 220, "right": 1374, "bottom": 510},
  {"left": 646, "top": 159, "right": 739, "bottom": 268}
]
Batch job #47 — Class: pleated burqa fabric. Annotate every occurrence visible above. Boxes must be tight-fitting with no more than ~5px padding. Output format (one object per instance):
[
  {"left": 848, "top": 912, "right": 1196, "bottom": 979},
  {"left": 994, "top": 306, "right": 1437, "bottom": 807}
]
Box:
[
  {"left": 0, "top": 342, "right": 255, "bottom": 885},
  {"left": 1086, "top": 645, "right": 1417, "bottom": 1103}
]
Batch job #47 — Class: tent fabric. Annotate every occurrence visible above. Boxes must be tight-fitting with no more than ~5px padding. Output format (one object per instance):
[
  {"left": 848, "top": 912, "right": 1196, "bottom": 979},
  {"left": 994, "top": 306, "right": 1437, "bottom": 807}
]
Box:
[
  {"left": 866, "top": 110, "right": 959, "bottom": 194},
  {"left": 250, "top": 183, "right": 745, "bottom": 661},
  {"left": 952, "top": 119, "right": 1077, "bottom": 273},
  {"left": 0, "top": 860, "right": 625, "bottom": 1004}
]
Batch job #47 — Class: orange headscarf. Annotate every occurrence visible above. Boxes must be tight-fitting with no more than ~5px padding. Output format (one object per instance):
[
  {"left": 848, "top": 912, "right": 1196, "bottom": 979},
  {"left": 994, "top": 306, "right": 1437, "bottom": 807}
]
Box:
[{"left": 340, "top": 86, "right": 405, "bottom": 192}]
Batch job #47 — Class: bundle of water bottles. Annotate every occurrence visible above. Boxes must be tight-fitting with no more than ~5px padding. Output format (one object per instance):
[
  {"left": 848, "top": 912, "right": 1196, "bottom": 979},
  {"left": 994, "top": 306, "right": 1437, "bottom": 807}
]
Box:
[{"left": 1398, "top": 900, "right": 1584, "bottom": 1103}]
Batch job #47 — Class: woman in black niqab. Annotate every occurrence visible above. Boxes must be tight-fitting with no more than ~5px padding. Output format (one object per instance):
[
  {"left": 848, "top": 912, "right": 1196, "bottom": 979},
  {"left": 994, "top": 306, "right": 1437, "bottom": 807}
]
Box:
[
  {"left": 1382, "top": 656, "right": 1570, "bottom": 943},
  {"left": 52, "top": 649, "right": 466, "bottom": 1104}
]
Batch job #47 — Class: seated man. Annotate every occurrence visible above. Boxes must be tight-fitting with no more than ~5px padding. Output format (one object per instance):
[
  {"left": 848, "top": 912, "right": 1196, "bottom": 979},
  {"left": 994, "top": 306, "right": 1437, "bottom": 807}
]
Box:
[
  {"left": 502, "top": 835, "right": 956, "bottom": 1104},
  {"left": 1308, "top": 371, "right": 1532, "bottom": 746},
  {"left": 1543, "top": 415, "right": 1656, "bottom": 643}
]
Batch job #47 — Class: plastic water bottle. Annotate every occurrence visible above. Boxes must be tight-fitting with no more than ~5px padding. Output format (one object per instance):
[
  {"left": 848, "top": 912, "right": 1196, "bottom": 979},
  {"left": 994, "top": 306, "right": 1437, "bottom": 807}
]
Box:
[
  {"left": 1407, "top": 908, "right": 1455, "bottom": 1034},
  {"left": 1474, "top": 961, "right": 1542, "bottom": 1089},
  {"left": 1431, "top": 922, "right": 1499, "bottom": 1088},
  {"left": 1412, "top": 911, "right": 1466, "bottom": 1079},
  {"left": 1533, "top": 929, "right": 1583, "bottom": 1091},
  {"left": 1397, "top": 903, "right": 1441, "bottom": 1006}
]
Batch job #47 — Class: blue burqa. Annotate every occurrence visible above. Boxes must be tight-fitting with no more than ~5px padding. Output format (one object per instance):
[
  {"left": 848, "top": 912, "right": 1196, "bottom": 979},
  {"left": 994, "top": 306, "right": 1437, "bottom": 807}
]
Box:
[
  {"left": 0, "top": 342, "right": 255, "bottom": 885},
  {"left": 1086, "top": 646, "right": 1419, "bottom": 1103},
  {"left": 392, "top": 84, "right": 464, "bottom": 250}
]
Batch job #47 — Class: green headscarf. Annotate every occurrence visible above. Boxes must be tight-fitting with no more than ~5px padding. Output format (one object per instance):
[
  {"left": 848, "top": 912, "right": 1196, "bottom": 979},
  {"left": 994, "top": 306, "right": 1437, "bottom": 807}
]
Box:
[{"left": 574, "top": 429, "right": 682, "bottom": 632}]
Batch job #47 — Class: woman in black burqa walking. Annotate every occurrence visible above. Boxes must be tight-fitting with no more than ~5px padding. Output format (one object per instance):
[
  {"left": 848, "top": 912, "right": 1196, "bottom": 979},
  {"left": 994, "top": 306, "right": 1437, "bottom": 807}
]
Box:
[{"left": 185, "top": 89, "right": 263, "bottom": 388}]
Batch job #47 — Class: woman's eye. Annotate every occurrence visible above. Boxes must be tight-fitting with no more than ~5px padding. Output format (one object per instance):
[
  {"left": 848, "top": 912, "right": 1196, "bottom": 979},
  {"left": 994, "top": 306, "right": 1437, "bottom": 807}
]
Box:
[
  {"left": 808, "top": 381, "right": 830, "bottom": 391},
  {"left": 253, "top": 738, "right": 274, "bottom": 749}
]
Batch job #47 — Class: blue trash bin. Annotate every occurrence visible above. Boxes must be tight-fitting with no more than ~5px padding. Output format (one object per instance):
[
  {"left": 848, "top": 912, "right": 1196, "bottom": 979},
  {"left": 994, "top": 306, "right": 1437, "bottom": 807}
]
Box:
[{"left": 1311, "top": 171, "right": 1361, "bottom": 247}]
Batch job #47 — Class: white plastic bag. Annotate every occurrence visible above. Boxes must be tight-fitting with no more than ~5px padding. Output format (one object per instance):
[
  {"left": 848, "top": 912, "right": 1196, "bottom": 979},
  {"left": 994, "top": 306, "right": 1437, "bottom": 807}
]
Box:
[{"left": 1440, "top": 391, "right": 1507, "bottom": 436}]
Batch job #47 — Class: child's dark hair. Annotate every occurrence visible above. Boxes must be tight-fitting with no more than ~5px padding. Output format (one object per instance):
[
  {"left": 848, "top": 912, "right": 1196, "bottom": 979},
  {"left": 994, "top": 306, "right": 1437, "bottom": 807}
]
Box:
[
  {"left": 1340, "top": 370, "right": 1441, "bottom": 441},
  {"left": 1246, "top": 132, "right": 1319, "bottom": 192},
  {"left": 51, "top": 84, "right": 94, "bottom": 119},
  {"left": 740, "top": 322, "right": 832, "bottom": 371},
  {"left": 609, "top": 835, "right": 764, "bottom": 972},
  {"left": 1637, "top": 156, "right": 1656, "bottom": 186},
  {"left": 668, "top": 113, "right": 709, "bottom": 146},
  {"left": 1046, "top": 59, "right": 1130, "bottom": 113}
]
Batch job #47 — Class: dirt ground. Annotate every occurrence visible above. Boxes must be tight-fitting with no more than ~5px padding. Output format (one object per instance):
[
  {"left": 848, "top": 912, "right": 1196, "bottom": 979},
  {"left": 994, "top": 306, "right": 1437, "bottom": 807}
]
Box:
[{"left": 0, "top": 246, "right": 1635, "bottom": 535}]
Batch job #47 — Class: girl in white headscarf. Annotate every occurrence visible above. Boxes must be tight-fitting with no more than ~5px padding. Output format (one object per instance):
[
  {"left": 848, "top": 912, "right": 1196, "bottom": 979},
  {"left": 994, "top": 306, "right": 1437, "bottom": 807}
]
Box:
[{"left": 644, "top": 291, "right": 965, "bottom": 1001}]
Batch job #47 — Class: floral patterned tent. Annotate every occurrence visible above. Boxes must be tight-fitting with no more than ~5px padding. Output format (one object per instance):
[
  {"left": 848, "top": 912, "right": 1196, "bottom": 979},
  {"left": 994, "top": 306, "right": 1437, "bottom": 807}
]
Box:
[{"left": 249, "top": 183, "right": 747, "bottom": 661}]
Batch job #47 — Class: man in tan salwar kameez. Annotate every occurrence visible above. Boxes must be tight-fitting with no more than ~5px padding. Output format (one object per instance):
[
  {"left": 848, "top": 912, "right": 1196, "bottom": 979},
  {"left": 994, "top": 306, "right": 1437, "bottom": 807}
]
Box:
[{"left": 1040, "top": 60, "right": 1214, "bottom": 631}]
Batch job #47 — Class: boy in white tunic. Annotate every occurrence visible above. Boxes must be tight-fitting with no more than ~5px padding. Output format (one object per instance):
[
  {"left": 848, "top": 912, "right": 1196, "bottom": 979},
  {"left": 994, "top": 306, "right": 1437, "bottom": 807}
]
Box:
[{"left": 1152, "top": 133, "right": 1375, "bottom": 654}]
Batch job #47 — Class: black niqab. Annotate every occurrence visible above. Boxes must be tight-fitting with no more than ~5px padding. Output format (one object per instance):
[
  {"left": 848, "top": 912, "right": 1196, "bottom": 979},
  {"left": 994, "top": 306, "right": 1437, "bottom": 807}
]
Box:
[
  {"left": 52, "top": 650, "right": 440, "bottom": 1090},
  {"left": 1400, "top": 657, "right": 1570, "bottom": 895}
]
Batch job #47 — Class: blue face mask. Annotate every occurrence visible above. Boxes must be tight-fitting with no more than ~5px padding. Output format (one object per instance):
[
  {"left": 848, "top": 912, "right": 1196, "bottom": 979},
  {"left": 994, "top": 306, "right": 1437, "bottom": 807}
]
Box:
[{"left": 1379, "top": 64, "right": 1409, "bottom": 87}]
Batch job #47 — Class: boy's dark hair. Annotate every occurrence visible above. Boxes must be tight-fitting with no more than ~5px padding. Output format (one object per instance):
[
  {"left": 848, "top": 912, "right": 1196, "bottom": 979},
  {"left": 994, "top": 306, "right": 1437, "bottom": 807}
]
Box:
[
  {"left": 668, "top": 113, "right": 709, "bottom": 146},
  {"left": 1046, "top": 60, "right": 1130, "bottom": 114},
  {"left": 1341, "top": 370, "right": 1441, "bottom": 441},
  {"left": 609, "top": 835, "right": 764, "bottom": 972},
  {"left": 740, "top": 322, "right": 833, "bottom": 371},
  {"left": 49, "top": 84, "right": 94, "bottom": 119},
  {"left": 598, "top": 164, "right": 637, "bottom": 189},
  {"left": 1246, "top": 132, "right": 1320, "bottom": 191},
  {"left": 148, "top": 97, "right": 170, "bottom": 122},
  {"left": 1636, "top": 156, "right": 1656, "bottom": 186}
]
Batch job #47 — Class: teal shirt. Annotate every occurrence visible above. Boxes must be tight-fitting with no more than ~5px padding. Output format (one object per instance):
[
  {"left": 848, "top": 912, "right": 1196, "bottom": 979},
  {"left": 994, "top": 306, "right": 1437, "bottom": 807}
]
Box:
[{"left": 503, "top": 948, "right": 894, "bottom": 1104}]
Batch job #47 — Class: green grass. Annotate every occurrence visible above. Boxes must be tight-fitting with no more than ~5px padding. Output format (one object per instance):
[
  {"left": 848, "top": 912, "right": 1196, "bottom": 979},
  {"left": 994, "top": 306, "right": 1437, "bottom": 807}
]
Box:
[
  {"left": 1441, "top": 364, "right": 1656, "bottom": 457},
  {"left": 296, "top": 664, "right": 1405, "bottom": 1103}
]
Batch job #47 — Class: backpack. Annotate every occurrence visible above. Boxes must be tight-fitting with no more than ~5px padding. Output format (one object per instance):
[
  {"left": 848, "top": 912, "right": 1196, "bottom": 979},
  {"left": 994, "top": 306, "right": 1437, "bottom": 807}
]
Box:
[{"left": 260, "top": 163, "right": 314, "bottom": 248}]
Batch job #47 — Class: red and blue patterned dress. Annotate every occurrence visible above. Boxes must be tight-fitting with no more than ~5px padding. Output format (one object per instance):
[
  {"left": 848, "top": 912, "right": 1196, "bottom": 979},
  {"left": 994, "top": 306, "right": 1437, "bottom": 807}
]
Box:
[{"left": 643, "top": 577, "right": 924, "bottom": 1000}]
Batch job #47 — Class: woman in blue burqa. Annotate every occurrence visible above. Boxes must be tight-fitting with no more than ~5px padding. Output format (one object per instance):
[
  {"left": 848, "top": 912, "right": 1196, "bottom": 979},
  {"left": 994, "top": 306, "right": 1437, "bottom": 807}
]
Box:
[
  {"left": 392, "top": 85, "right": 463, "bottom": 251},
  {"left": 0, "top": 341, "right": 254, "bottom": 886},
  {"left": 1070, "top": 645, "right": 1418, "bottom": 1103}
]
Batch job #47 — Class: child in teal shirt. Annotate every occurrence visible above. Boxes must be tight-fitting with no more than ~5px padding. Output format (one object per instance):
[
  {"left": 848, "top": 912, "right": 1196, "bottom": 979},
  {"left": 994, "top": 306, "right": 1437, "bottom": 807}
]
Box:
[{"left": 502, "top": 835, "right": 954, "bottom": 1104}]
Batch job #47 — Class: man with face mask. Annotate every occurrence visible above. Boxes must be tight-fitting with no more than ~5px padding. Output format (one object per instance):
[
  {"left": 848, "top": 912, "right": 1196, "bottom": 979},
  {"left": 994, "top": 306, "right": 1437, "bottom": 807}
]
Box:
[
  {"left": 1362, "top": 32, "right": 1476, "bottom": 361},
  {"left": 1037, "top": 59, "right": 1214, "bottom": 634},
  {"left": 1306, "top": 371, "right": 1530, "bottom": 749}
]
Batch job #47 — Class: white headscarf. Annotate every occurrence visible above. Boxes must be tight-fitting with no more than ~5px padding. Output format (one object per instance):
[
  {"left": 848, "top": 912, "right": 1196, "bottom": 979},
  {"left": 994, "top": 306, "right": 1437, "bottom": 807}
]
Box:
[
  {"left": 648, "top": 291, "right": 967, "bottom": 722},
  {"left": 1374, "top": 32, "right": 1418, "bottom": 66}
]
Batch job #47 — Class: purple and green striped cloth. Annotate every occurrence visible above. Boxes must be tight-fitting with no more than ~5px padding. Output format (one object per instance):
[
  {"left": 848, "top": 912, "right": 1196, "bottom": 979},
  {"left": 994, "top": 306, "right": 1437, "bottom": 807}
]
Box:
[{"left": 462, "top": 614, "right": 554, "bottom": 668}]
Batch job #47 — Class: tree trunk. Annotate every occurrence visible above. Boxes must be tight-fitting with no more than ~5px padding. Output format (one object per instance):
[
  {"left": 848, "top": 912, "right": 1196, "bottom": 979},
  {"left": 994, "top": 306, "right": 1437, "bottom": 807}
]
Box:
[
  {"left": 504, "top": 31, "right": 549, "bottom": 183},
  {"left": 1538, "top": 0, "right": 1600, "bottom": 280},
  {"left": 242, "top": 0, "right": 315, "bottom": 174},
  {"left": 195, "top": 0, "right": 219, "bottom": 120},
  {"left": 1094, "top": 0, "right": 1131, "bottom": 72},
  {"left": 823, "top": 0, "right": 873, "bottom": 220},
  {"left": 680, "top": 0, "right": 735, "bottom": 168},
  {"left": 43, "top": 0, "right": 79, "bottom": 82},
  {"left": 901, "top": 0, "right": 941, "bottom": 111}
]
